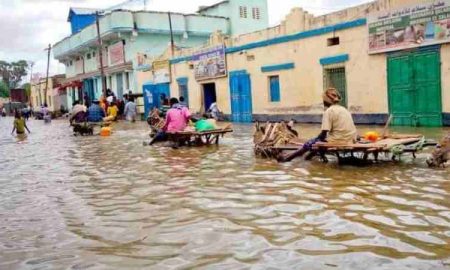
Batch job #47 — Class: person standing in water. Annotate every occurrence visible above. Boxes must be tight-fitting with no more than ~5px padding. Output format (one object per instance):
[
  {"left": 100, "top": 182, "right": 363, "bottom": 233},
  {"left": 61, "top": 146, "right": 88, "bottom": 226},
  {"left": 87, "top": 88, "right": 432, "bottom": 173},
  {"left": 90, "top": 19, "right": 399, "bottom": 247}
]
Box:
[
  {"left": 124, "top": 97, "right": 138, "bottom": 122},
  {"left": 11, "top": 111, "right": 31, "bottom": 135}
]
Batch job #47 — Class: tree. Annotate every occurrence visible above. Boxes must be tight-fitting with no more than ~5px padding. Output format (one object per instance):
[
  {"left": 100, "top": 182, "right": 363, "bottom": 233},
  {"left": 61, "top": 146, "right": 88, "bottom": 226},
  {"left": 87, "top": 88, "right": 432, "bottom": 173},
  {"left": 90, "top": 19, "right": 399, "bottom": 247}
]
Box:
[
  {"left": 0, "top": 80, "right": 9, "bottom": 98},
  {"left": 23, "top": 83, "right": 31, "bottom": 99},
  {"left": 0, "top": 60, "right": 28, "bottom": 89}
]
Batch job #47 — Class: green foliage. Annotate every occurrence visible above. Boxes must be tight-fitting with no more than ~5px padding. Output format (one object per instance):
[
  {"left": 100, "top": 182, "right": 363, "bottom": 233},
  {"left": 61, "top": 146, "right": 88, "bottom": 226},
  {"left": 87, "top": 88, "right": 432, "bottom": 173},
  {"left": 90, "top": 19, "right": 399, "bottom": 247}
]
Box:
[
  {"left": 0, "top": 80, "right": 9, "bottom": 98},
  {"left": 0, "top": 60, "right": 29, "bottom": 89},
  {"left": 23, "top": 83, "right": 31, "bottom": 97}
]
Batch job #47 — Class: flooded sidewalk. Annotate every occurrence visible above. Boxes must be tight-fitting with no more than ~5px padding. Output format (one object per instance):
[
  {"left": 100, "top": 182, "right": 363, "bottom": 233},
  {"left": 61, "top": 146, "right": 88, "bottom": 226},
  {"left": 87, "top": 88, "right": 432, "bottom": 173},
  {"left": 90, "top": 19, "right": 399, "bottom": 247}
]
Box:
[{"left": 0, "top": 118, "right": 449, "bottom": 269}]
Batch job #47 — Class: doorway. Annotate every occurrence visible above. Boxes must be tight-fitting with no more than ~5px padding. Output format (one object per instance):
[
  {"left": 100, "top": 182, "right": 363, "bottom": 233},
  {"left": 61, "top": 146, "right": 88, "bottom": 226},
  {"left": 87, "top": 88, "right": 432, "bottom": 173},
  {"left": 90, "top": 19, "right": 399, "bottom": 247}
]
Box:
[
  {"left": 83, "top": 79, "right": 95, "bottom": 102},
  {"left": 116, "top": 73, "right": 124, "bottom": 99},
  {"left": 388, "top": 48, "right": 442, "bottom": 126},
  {"left": 203, "top": 83, "right": 217, "bottom": 112}
]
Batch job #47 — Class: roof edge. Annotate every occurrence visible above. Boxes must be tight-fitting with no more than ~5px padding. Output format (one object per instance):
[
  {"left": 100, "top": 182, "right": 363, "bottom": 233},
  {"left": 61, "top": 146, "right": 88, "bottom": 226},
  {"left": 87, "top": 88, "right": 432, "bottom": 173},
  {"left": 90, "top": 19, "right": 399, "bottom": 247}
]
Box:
[{"left": 198, "top": 0, "right": 229, "bottom": 13}]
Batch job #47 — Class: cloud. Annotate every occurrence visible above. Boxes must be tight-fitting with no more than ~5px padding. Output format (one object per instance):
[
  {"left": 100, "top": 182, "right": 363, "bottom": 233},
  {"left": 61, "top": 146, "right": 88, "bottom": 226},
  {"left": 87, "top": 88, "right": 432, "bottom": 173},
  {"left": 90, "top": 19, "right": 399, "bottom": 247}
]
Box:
[{"left": 0, "top": 0, "right": 372, "bottom": 76}]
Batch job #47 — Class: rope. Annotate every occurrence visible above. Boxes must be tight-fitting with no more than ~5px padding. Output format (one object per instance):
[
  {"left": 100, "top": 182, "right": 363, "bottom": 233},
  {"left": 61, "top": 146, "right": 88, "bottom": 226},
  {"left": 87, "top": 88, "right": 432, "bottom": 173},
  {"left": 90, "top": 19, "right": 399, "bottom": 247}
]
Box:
[{"left": 390, "top": 144, "right": 405, "bottom": 157}]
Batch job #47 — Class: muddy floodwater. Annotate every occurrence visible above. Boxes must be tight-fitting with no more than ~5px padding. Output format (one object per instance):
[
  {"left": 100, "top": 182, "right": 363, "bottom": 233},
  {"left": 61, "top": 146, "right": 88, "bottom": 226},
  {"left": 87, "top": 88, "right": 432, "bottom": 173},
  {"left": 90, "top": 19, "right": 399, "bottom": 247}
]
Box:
[{"left": 0, "top": 118, "right": 449, "bottom": 270}]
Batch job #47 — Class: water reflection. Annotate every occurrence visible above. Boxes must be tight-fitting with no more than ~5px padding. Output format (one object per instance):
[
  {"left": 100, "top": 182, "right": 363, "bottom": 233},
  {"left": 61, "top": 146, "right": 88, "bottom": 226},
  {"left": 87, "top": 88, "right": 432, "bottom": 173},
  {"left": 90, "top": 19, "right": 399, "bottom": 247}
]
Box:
[{"left": 0, "top": 118, "right": 449, "bottom": 269}]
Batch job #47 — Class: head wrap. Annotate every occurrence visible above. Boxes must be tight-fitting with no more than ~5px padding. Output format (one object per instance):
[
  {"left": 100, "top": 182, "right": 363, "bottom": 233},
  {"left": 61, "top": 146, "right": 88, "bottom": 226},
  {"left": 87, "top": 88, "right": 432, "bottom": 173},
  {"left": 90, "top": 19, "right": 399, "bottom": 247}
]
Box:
[{"left": 323, "top": 88, "right": 341, "bottom": 105}]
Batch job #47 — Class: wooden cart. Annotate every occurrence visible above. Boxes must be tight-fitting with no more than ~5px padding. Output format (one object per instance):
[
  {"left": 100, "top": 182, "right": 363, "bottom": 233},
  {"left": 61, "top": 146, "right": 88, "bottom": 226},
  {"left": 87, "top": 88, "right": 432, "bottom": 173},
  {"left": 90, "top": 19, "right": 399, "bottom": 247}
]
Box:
[{"left": 167, "top": 128, "right": 233, "bottom": 146}]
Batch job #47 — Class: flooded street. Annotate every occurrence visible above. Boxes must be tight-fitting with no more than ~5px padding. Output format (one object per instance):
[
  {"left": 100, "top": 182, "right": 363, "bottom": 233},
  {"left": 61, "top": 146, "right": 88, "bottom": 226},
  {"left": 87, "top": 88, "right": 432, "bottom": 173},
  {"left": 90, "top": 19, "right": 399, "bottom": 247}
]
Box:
[{"left": 0, "top": 118, "right": 449, "bottom": 270}]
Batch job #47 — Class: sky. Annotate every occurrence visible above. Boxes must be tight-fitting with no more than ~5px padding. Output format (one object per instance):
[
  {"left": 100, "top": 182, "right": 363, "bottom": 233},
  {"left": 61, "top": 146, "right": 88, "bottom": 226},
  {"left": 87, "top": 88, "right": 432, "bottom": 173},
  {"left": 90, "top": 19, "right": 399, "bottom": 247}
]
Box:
[{"left": 0, "top": 0, "right": 373, "bottom": 79}]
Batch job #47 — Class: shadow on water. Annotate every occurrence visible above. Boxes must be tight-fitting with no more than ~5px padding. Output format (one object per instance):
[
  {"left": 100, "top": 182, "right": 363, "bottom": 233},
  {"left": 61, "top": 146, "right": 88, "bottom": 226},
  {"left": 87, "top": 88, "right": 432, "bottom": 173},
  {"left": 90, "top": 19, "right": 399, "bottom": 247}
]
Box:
[{"left": 0, "top": 118, "right": 449, "bottom": 269}]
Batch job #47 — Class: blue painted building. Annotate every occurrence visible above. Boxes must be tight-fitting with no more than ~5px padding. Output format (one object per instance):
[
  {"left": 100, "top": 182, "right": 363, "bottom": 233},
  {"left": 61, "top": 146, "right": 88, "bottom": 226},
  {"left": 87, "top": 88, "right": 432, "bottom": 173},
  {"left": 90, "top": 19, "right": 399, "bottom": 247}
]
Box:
[{"left": 68, "top": 8, "right": 98, "bottom": 34}]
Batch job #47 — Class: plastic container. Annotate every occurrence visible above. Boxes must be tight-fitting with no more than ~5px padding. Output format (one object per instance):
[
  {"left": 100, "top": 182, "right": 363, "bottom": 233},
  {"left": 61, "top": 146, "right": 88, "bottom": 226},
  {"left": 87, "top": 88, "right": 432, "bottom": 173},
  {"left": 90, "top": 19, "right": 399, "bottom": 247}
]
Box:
[{"left": 100, "top": 127, "right": 112, "bottom": 137}]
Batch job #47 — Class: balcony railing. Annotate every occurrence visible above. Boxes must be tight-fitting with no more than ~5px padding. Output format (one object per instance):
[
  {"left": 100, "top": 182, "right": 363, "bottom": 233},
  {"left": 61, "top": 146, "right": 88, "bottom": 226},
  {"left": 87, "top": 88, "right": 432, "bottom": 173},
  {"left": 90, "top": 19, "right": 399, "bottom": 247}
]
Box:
[{"left": 53, "top": 11, "right": 134, "bottom": 59}]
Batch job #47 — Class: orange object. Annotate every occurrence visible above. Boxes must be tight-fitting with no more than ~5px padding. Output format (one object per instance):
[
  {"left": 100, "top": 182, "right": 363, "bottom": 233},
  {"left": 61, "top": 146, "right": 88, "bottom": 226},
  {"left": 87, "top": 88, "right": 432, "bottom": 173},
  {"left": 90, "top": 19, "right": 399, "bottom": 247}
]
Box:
[
  {"left": 364, "top": 131, "right": 380, "bottom": 142},
  {"left": 100, "top": 127, "right": 111, "bottom": 137}
]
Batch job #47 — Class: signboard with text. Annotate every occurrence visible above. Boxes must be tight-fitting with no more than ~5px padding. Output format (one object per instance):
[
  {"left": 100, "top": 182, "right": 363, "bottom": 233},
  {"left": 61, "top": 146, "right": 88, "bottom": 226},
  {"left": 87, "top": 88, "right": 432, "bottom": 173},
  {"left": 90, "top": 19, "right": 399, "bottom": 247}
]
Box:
[
  {"left": 109, "top": 41, "right": 125, "bottom": 66},
  {"left": 368, "top": 0, "right": 450, "bottom": 54},
  {"left": 152, "top": 60, "right": 171, "bottom": 84},
  {"left": 192, "top": 45, "right": 227, "bottom": 81}
]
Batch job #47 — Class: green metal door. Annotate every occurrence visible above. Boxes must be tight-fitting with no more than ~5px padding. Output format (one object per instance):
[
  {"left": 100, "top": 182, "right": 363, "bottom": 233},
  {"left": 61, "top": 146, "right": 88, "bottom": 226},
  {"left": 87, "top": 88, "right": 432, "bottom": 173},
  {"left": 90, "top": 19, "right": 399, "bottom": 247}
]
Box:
[
  {"left": 413, "top": 51, "right": 442, "bottom": 126},
  {"left": 388, "top": 49, "right": 442, "bottom": 127},
  {"left": 388, "top": 55, "right": 415, "bottom": 126}
]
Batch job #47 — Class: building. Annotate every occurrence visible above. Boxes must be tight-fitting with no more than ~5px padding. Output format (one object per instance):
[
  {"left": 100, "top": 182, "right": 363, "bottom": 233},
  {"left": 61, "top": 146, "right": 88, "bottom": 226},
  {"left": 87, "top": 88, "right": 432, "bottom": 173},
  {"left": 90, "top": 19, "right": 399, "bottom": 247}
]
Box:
[
  {"left": 9, "top": 88, "right": 28, "bottom": 103},
  {"left": 30, "top": 75, "right": 67, "bottom": 112},
  {"left": 165, "top": 0, "right": 450, "bottom": 127},
  {"left": 53, "top": 0, "right": 269, "bottom": 111},
  {"left": 68, "top": 8, "right": 98, "bottom": 34}
]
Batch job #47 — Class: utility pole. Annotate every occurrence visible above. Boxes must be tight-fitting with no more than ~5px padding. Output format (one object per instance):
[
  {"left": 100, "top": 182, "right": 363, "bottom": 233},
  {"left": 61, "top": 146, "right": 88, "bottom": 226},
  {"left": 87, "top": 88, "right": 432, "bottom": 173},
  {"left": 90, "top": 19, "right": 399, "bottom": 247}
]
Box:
[
  {"left": 96, "top": 11, "right": 107, "bottom": 97},
  {"left": 44, "top": 44, "right": 51, "bottom": 106},
  {"left": 168, "top": 12, "right": 175, "bottom": 57},
  {"left": 28, "top": 61, "right": 34, "bottom": 107}
]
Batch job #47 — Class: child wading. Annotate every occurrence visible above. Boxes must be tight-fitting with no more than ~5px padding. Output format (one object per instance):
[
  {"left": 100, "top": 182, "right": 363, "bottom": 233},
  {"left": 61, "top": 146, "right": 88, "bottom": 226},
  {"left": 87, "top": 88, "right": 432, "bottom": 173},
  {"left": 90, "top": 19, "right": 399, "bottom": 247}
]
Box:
[{"left": 11, "top": 111, "right": 31, "bottom": 135}]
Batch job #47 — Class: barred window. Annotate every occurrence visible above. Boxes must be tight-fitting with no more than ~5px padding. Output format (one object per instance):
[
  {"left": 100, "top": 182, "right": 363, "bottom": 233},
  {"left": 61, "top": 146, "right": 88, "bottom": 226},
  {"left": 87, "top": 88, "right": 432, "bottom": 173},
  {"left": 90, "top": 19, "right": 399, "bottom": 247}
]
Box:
[
  {"left": 252, "top": 7, "right": 260, "bottom": 20},
  {"left": 324, "top": 67, "right": 347, "bottom": 107},
  {"left": 239, "top": 6, "right": 247, "bottom": 18}
]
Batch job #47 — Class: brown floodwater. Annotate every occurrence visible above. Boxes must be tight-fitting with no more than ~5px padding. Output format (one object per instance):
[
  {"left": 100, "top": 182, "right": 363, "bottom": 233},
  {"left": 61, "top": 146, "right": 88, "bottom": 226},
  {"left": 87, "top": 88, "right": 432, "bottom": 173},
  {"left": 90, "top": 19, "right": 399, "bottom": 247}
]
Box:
[{"left": 0, "top": 118, "right": 449, "bottom": 270}]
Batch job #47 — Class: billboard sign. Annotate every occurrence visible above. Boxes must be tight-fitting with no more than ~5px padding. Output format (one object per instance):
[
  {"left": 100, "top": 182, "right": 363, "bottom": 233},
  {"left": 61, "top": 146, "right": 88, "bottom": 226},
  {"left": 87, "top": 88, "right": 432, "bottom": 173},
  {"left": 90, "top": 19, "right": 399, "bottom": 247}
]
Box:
[
  {"left": 109, "top": 41, "right": 125, "bottom": 66},
  {"left": 152, "top": 60, "right": 171, "bottom": 84},
  {"left": 368, "top": 0, "right": 450, "bottom": 54},
  {"left": 192, "top": 45, "right": 227, "bottom": 81}
]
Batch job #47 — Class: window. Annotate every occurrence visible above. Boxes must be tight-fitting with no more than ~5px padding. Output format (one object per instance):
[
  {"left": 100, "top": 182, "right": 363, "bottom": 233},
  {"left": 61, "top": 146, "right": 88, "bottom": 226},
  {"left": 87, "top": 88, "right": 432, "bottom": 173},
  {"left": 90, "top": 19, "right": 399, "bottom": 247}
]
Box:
[
  {"left": 252, "top": 7, "right": 261, "bottom": 20},
  {"left": 69, "top": 60, "right": 73, "bottom": 66},
  {"left": 327, "top": 37, "right": 340, "bottom": 46},
  {"left": 324, "top": 67, "right": 347, "bottom": 106},
  {"left": 92, "top": 51, "right": 96, "bottom": 57},
  {"left": 178, "top": 83, "right": 189, "bottom": 107},
  {"left": 239, "top": 6, "right": 247, "bottom": 18},
  {"left": 269, "top": 76, "right": 280, "bottom": 102},
  {"left": 87, "top": 53, "right": 91, "bottom": 59}
]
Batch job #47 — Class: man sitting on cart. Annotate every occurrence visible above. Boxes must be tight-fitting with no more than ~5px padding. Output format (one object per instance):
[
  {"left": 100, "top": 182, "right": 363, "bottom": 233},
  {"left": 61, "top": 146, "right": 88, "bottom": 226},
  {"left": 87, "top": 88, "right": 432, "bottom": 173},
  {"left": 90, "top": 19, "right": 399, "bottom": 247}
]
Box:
[
  {"left": 149, "top": 97, "right": 191, "bottom": 145},
  {"left": 278, "top": 88, "right": 357, "bottom": 162}
]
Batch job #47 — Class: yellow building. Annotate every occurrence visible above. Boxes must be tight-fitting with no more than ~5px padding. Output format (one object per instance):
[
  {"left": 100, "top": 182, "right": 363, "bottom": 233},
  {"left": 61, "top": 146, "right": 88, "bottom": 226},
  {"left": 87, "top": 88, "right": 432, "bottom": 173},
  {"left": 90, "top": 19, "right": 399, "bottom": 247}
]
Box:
[
  {"left": 163, "top": 0, "right": 450, "bottom": 127},
  {"left": 30, "top": 75, "right": 66, "bottom": 113}
]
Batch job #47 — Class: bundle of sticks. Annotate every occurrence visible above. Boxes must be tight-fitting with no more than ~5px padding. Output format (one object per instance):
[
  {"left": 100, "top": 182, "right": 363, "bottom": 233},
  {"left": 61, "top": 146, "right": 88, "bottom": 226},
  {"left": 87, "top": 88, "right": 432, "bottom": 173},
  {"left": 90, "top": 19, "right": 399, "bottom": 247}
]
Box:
[
  {"left": 147, "top": 109, "right": 165, "bottom": 129},
  {"left": 254, "top": 122, "right": 302, "bottom": 158},
  {"left": 147, "top": 108, "right": 166, "bottom": 138},
  {"left": 427, "top": 133, "right": 450, "bottom": 167}
]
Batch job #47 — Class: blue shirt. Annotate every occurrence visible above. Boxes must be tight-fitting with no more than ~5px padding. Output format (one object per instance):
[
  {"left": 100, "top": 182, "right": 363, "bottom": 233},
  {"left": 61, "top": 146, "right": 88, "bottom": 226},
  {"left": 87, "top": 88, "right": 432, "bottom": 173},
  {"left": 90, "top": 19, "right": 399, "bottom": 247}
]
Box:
[{"left": 87, "top": 104, "right": 105, "bottom": 122}]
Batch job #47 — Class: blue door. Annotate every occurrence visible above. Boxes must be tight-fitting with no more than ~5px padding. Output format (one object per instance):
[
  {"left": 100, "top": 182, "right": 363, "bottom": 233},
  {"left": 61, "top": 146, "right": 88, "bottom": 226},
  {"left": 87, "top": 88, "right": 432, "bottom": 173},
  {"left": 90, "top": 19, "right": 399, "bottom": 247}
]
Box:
[
  {"left": 143, "top": 83, "right": 170, "bottom": 117},
  {"left": 229, "top": 71, "right": 252, "bottom": 122},
  {"left": 83, "top": 79, "right": 95, "bottom": 105}
]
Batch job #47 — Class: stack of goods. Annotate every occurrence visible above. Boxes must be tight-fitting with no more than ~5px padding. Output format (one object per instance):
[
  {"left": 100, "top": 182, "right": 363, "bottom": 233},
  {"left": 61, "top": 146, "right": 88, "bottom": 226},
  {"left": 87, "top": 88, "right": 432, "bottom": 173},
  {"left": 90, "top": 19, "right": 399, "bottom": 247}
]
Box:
[{"left": 253, "top": 122, "right": 302, "bottom": 158}]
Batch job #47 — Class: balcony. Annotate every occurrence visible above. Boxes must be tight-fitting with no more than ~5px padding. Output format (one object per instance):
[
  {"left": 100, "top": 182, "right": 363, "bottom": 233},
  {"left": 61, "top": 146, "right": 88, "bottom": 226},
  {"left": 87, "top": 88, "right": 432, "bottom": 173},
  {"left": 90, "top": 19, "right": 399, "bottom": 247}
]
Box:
[{"left": 53, "top": 11, "right": 134, "bottom": 60}]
